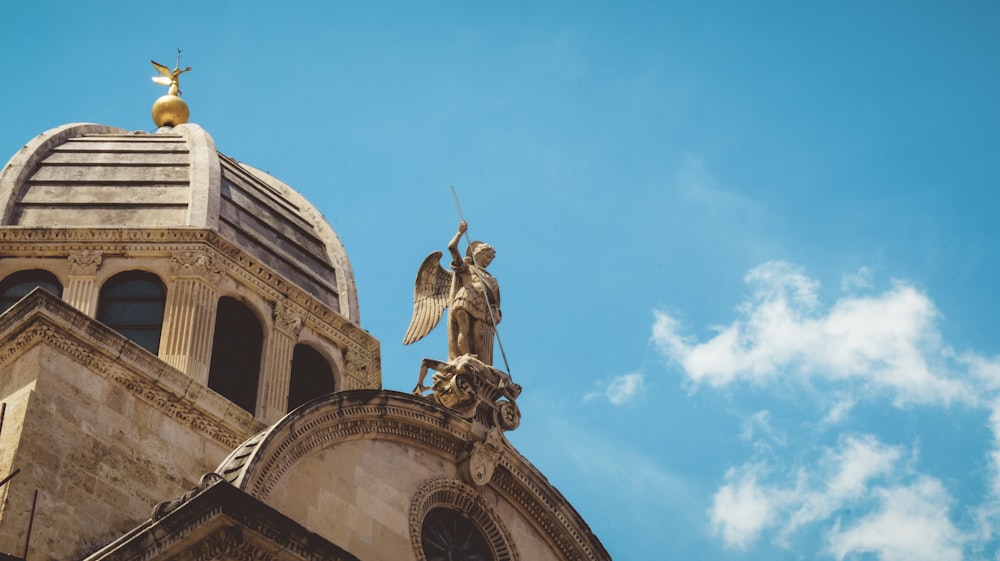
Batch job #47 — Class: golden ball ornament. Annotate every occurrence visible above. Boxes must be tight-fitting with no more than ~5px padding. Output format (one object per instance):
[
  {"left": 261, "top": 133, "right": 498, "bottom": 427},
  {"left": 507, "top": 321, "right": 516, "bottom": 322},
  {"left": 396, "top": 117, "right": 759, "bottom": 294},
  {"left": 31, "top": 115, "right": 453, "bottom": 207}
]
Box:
[{"left": 151, "top": 94, "right": 190, "bottom": 127}]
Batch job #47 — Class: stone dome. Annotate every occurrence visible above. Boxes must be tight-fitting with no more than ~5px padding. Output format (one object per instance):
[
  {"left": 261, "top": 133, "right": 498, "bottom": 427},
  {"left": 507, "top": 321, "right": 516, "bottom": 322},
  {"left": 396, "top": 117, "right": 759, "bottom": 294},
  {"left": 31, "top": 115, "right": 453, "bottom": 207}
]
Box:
[{"left": 0, "top": 122, "right": 358, "bottom": 322}]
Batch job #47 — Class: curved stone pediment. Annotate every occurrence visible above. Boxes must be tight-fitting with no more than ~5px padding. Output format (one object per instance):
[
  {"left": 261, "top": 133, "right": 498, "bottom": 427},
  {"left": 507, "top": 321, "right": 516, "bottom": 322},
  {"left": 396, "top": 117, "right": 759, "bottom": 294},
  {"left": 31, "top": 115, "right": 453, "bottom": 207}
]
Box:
[{"left": 216, "top": 390, "right": 610, "bottom": 561}]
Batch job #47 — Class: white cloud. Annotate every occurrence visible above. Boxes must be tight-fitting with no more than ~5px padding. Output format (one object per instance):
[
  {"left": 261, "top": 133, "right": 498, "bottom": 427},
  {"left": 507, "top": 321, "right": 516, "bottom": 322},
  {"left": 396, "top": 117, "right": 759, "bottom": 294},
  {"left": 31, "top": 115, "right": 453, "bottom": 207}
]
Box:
[
  {"left": 783, "top": 435, "right": 901, "bottom": 538},
  {"left": 710, "top": 467, "right": 787, "bottom": 549},
  {"left": 970, "top": 397, "right": 1000, "bottom": 543},
  {"left": 827, "top": 477, "right": 964, "bottom": 561},
  {"left": 585, "top": 372, "right": 645, "bottom": 405},
  {"left": 652, "top": 261, "right": 971, "bottom": 406},
  {"left": 654, "top": 262, "right": 1000, "bottom": 557},
  {"left": 709, "top": 434, "right": 903, "bottom": 550}
]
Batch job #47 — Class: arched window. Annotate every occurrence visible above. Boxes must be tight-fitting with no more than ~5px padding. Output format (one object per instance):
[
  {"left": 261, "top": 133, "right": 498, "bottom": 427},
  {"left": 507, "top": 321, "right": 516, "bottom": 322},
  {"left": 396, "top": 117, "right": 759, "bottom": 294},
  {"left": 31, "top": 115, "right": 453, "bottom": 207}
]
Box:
[
  {"left": 207, "top": 297, "right": 263, "bottom": 414},
  {"left": 97, "top": 271, "right": 166, "bottom": 354},
  {"left": 0, "top": 270, "right": 63, "bottom": 314},
  {"left": 287, "top": 344, "right": 336, "bottom": 412},
  {"left": 421, "top": 507, "right": 496, "bottom": 561}
]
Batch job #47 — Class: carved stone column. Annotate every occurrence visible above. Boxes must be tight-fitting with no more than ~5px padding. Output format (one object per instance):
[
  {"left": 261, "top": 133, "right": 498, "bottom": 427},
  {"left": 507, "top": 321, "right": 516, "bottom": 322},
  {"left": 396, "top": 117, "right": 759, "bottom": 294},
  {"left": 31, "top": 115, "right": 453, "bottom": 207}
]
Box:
[
  {"left": 259, "top": 301, "right": 302, "bottom": 424},
  {"left": 65, "top": 250, "right": 103, "bottom": 315},
  {"left": 159, "top": 251, "right": 223, "bottom": 385}
]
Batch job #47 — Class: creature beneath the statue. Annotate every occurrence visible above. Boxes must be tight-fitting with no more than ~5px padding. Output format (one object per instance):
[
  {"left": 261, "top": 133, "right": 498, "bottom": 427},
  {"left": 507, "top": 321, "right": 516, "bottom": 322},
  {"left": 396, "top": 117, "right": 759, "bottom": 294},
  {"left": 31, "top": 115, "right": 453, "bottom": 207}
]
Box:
[
  {"left": 403, "top": 220, "right": 501, "bottom": 365},
  {"left": 413, "top": 354, "right": 521, "bottom": 425}
]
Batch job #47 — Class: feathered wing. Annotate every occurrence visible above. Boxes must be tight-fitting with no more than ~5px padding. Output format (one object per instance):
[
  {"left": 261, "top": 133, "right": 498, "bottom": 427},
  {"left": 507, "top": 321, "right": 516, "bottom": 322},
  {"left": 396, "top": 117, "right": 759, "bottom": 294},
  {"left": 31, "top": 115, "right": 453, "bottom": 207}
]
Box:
[
  {"left": 403, "top": 251, "right": 452, "bottom": 345},
  {"left": 151, "top": 60, "right": 172, "bottom": 78}
]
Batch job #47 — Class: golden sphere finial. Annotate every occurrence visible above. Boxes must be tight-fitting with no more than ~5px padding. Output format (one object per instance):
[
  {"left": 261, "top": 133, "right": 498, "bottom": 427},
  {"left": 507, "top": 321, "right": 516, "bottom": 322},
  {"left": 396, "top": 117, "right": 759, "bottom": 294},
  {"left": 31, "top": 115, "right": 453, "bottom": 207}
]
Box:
[
  {"left": 151, "top": 50, "right": 192, "bottom": 127},
  {"left": 152, "top": 94, "right": 190, "bottom": 127}
]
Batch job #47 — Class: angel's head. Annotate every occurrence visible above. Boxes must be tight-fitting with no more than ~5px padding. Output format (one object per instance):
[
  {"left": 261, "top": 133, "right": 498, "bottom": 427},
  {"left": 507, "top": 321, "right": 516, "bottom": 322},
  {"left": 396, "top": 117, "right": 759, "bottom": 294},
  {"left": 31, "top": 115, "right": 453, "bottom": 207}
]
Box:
[{"left": 467, "top": 241, "right": 495, "bottom": 268}]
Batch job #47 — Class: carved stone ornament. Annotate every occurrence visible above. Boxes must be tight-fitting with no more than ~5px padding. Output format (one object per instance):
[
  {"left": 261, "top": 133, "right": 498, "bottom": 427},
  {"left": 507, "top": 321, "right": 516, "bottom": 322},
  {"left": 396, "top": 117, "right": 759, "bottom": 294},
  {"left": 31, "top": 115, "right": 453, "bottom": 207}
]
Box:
[
  {"left": 68, "top": 249, "right": 103, "bottom": 276},
  {"left": 152, "top": 472, "right": 225, "bottom": 521},
  {"left": 413, "top": 354, "right": 521, "bottom": 431},
  {"left": 273, "top": 301, "right": 304, "bottom": 337},
  {"left": 171, "top": 250, "right": 224, "bottom": 282},
  {"left": 466, "top": 428, "right": 504, "bottom": 486}
]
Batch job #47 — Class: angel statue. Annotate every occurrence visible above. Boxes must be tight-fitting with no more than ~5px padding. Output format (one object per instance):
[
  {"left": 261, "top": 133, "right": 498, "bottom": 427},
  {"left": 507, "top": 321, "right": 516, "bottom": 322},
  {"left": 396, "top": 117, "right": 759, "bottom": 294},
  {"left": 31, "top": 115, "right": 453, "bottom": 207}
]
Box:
[
  {"left": 404, "top": 220, "right": 501, "bottom": 366},
  {"left": 151, "top": 58, "right": 192, "bottom": 96}
]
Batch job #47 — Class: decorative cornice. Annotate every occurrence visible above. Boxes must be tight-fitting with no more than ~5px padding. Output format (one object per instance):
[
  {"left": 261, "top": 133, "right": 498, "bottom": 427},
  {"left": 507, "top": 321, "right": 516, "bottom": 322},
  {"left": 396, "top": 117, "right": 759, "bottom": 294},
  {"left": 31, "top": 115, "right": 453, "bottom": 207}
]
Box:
[
  {"left": 81, "top": 481, "right": 361, "bottom": 561},
  {"left": 249, "top": 410, "right": 463, "bottom": 499},
  {"left": 218, "top": 392, "right": 467, "bottom": 499},
  {"left": 68, "top": 249, "right": 103, "bottom": 276},
  {"left": 153, "top": 473, "right": 226, "bottom": 521},
  {"left": 0, "top": 227, "right": 380, "bottom": 387},
  {"left": 490, "top": 463, "right": 609, "bottom": 561}
]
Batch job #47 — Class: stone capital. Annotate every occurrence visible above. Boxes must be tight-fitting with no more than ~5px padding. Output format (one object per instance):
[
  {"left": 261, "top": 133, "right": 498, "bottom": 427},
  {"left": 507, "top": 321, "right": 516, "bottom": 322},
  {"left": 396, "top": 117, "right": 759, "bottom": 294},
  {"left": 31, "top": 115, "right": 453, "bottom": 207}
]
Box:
[
  {"left": 67, "top": 249, "right": 103, "bottom": 276},
  {"left": 171, "top": 250, "right": 224, "bottom": 283},
  {"left": 273, "top": 301, "right": 303, "bottom": 337}
]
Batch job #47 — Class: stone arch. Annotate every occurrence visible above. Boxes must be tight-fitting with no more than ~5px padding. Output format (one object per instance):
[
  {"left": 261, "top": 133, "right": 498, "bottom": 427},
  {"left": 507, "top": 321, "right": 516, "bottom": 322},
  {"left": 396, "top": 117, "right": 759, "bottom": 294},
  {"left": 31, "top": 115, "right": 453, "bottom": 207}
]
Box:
[
  {"left": 0, "top": 269, "right": 62, "bottom": 313},
  {"left": 409, "top": 478, "right": 519, "bottom": 561},
  {"left": 286, "top": 342, "right": 337, "bottom": 412},
  {"left": 97, "top": 270, "right": 167, "bottom": 354},
  {"left": 207, "top": 295, "right": 265, "bottom": 414}
]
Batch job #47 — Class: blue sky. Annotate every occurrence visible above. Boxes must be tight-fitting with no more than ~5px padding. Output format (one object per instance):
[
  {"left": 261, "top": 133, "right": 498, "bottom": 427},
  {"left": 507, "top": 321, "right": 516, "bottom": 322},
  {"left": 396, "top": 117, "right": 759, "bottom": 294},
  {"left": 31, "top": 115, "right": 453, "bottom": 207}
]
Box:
[{"left": 3, "top": 2, "right": 1000, "bottom": 559}]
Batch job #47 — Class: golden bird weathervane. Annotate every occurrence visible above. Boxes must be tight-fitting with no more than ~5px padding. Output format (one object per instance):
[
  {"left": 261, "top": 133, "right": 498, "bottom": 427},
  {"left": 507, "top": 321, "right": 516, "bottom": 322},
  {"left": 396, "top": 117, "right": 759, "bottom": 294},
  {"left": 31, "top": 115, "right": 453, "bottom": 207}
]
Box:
[{"left": 150, "top": 49, "right": 192, "bottom": 128}]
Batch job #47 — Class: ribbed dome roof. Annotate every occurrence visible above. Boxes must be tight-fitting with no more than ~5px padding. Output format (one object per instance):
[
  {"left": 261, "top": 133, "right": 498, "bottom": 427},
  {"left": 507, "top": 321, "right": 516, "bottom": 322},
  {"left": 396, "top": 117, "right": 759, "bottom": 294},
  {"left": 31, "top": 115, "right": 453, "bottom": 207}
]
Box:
[{"left": 0, "top": 122, "right": 358, "bottom": 323}]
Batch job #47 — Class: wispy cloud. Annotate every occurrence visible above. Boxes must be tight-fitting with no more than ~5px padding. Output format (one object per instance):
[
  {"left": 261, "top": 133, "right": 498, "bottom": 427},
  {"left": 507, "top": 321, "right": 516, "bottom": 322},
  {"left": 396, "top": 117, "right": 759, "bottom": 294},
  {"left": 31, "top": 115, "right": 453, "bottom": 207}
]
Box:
[
  {"left": 821, "top": 397, "right": 856, "bottom": 425},
  {"left": 676, "top": 155, "right": 762, "bottom": 220},
  {"left": 840, "top": 266, "right": 873, "bottom": 292},
  {"left": 584, "top": 371, "right": 645, "bottom": 405},
  {"left": 652, "top": 261, "right": 971, "bottom": 406}
]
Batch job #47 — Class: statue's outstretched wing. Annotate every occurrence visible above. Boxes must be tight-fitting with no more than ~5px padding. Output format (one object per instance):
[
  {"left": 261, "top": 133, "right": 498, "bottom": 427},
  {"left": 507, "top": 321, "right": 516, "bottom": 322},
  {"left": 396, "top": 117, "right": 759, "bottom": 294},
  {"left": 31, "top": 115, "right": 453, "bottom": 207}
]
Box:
[
  {"left": 403, "top": 251, "right": 452, "bottom": 345},
  {"left": 151, "top": 60, "right": 172, "bottom": 78}
]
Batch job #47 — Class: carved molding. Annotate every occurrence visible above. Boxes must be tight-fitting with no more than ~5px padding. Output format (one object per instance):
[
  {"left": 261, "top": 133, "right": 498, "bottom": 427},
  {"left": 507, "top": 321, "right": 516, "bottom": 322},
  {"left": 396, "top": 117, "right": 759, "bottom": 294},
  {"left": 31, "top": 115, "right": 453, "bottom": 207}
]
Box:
[
  {"left": 408, "top": 477, "right": 519, "bottom": 561},
  {"left": 153, "top": 473, "right": 226, "bottom": 521},
  {"left": 67, "top": 249, "right": 103, "bottom": 276},
  {"left": 491, "top": 464, "right": 607, "bottom": 561},
  {"left": 218, "top": 397, "right": 468, "bottom": 499},
  {"left": 82, "top": 478, "right": 362, "bottom": 561},
  {"left": 169, "top": 527, "right": 241, "bottom": 561},
  {"left": 0, "top": 228, "right": 380, "bottom": 387}
]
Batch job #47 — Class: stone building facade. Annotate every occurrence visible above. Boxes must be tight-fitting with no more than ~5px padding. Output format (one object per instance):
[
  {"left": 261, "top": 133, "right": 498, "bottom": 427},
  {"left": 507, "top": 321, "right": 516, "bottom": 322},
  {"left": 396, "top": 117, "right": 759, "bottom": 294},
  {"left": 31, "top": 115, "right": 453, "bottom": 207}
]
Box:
[{"left": 0, "top": 119, "right": 609, "bottom": 561}]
